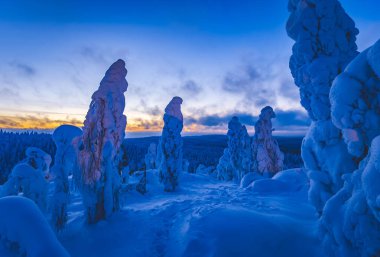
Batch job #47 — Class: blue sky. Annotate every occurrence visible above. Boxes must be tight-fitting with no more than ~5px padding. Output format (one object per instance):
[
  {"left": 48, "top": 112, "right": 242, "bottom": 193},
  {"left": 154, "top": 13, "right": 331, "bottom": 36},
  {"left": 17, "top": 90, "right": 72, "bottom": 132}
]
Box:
[{"left": 0, "top": 0, "right": 379, "bottom": 137}]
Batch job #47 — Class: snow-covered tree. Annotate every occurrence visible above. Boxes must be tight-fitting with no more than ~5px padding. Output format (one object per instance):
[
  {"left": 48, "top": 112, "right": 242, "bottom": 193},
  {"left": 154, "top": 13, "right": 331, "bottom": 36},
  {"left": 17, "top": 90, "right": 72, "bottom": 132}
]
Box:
[
  {"left": 74, "top": 59, "right": 128, "bottom": 223},
  {"left": 217, "top": 116, "right": 252, "bottom": 182},
  {"left": 0, "top": 147, "right": 51, "bottom": 211},
  {"left": 286, "top": 0, "right": 359, "bottom": 213},
  {"left": 252, "top": 106, "right": 284, "bottom": 176},
  {"left": 321, "top": 39, "right": 380, "bottom": 257},
  {"left": 50, "top": 125, "right": 82, "bottom": 231},
  {"left": 157, "top": 96, "right": 183, "bottom": 192},
  {"left": 144, "top": 143, "right": 157, "bottom": 170}
]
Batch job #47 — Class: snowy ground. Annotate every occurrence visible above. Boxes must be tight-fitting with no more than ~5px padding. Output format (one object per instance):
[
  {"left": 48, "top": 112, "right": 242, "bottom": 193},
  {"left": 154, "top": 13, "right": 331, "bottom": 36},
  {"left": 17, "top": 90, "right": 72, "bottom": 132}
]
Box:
[{"left": 58, "top": 169, "right": 322, "bottom": 257}]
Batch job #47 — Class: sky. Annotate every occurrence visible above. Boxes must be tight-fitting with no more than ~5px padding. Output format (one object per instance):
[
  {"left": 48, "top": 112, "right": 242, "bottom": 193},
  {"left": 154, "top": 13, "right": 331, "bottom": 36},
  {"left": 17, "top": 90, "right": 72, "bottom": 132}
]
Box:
[{"left": 0, "top": 0, "right": 379, "bottom": 137}]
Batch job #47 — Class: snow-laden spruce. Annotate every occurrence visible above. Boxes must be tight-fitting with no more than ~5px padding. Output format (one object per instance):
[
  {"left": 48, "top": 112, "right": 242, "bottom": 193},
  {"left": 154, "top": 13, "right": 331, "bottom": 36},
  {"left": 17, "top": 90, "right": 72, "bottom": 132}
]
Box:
[
  {"left": 0, "top": 147, "right": 51, "bottom": 211},
  {"left": 74, "top": 59, "right": 128, "bottom": 223},
  {"left": 321, "top": 39, "right": 380, "bottom": 257},
  {"left": 252, "top": 106, "right": 284, "bottom": 176},
  {"left": 286, "top": 0, "right": 358, "bottom": 213},
  {"left": 145, "top": 143, "right": 157, "bottom": 170},
  {"left": 0, "top": 196, "right": 70, "bottom": 257},
  {"left": 156, "top": 96, "right": 183, "bottom": 192},
  {"left": 51, "top": 125, "right": 82, "bottom": 231},
  {"left": 217, "top": 116, "right": 252, "bottom": 182}
]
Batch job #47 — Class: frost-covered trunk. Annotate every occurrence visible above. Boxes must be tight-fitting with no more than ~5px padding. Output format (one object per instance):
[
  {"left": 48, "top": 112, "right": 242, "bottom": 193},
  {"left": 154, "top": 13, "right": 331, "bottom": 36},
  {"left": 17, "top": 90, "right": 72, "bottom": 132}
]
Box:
[
  {"left": 252, "top": 106, "right": 284, "bottom": 176},
  {"left": 75, "top": 59, "right": 128, "bottom": 223},
  {"left": 286, "top": 0, "right": 359, "bottom": 213},
  {"left": 217, "top": 116, "right": 252, "bottom": 182},
  {"left": 157, "top": 97, "right": 183, "bottom": 192},
  {"left": 321, "top": 39, "right": 380, "bottom": 257},
  {"left": 50, "top": 125, "right": 82, "bottom": 231}
]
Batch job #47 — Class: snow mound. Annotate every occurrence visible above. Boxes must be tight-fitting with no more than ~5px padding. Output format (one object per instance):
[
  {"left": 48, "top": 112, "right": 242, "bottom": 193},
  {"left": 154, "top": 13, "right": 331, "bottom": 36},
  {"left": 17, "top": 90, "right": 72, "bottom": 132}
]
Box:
[
  {"left": 0, "top": 196, "right": 69, "bottom": 257},
  {"left": 248, "top": 168, "right": 308, "bottom": 194}
]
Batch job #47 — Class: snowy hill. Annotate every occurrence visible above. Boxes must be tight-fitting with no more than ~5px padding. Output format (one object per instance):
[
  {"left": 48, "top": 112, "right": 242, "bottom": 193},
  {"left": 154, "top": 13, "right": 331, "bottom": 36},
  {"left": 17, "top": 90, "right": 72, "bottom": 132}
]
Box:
[{"left": 57, "top": 168, "right": 321, "bottom": 257}]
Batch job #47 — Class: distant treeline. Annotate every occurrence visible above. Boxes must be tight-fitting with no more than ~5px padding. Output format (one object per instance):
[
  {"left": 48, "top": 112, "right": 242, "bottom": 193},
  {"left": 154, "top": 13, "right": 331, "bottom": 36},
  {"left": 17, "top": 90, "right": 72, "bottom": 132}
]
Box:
[{"left": 0, "top": 131, "right": 303, "bottom": 184}]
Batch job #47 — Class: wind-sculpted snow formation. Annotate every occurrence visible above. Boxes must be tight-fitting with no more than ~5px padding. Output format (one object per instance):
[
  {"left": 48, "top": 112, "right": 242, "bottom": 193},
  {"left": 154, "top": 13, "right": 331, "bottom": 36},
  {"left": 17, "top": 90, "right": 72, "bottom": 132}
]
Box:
[
  {"left": 51, "top": 125, "right": 82, "bottom": 231},
  {"left": 0, "top": 147, "right": 51, "bottom": 211},
  {"left": 321, "top": 39, "right": 380, "bottom": 257},
  {"left": 157, "top": 97, "right": 183, "bottom": 191},
  {"left": 145, "top": 143, "right": 157, "bottom": 170},
  {"left": 217, "top": 116, "right": 252, "bottom": 182},
  {"left": 0, "top": 196, "right": 70, "bottom": 257},
  {"left": 252, "top": 106, "right": 284, "bottom": 176},
  {"left": 287, "top": 0, "right": 358, "bottom": 213},
  {"left": 74, "top": 59, "right": 128, "bottom": 223}
]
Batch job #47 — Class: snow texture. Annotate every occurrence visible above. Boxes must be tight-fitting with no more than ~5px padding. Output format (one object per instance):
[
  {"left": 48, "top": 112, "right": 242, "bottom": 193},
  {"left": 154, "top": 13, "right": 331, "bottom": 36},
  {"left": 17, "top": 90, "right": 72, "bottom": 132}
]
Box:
[
  {"left": 321, "top": 39, "right": 380, "bottom": 257},
  {"left": 0, "top": 147, "right": 50, "bottom": 211},
  {"left": 252, "top": 106, "right": 284, "bottom": 176},
  {"left": 144, "top": 143, "right": 157, "bottom": 170},
  {"left": 0, "top": 196, "right": 70, "bottom": 257},
  {"left": 287, "top": 0, "right": 359, "bottom": 213},
  {"left": 75, "top": 59, "right": 128, "bottom": 223},
  {"left": 51, "top": 125, "right": 82, "bottom": 231},
  {"left": 217, "top": 116, "right": 252, "bottom": 182},
  {"left": 157, "top": 97, "right": 184, "bottom": 191}
]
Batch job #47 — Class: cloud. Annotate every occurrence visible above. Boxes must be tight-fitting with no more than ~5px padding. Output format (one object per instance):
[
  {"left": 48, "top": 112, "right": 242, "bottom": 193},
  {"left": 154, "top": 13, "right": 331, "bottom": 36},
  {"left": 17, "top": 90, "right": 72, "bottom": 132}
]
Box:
[
  {"left": 279, "top": 79, "right": 299, "bottom": 100},
  {"left": 222, "top": 64, "right": 276, "bottom": 107},
  {"left": 9, "top": 62, "right": 36, "bottom": 77},
  {"left": 139, "top": 99, "right": 162, "bottom": 116},
  {"left": 186, "top": 109, "right": 310, "bottom": 129},
  {"left": 0, "top": 114, "right": 82, "bottom": 129},
  {"left": 181, "top": 80, "right": 202, "bottom": 95},
  {"left": 273, "top": 109, "right": 310, "bottom": 127}
]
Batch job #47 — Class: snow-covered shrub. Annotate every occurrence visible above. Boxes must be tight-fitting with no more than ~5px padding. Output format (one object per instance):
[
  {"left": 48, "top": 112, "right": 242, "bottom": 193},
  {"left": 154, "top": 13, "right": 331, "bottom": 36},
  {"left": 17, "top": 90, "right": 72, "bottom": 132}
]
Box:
[
  {"left": 144, "top": 143, "right": 157, "bottom": 170},
  {"left": 182, "top": 159, "right": 189, "bottom": 173},
  {"left": 74, "top": 59, "right": 128, "bottom": 223},
  {"left": 286, "top": 0, "right": 359, "bottom": 213},
  {"left": 217, "top": 117, "right": 252, "bottom": 182},
  {"left": 157, "top": 96, "right": 184, "bottom": 192},
  {"left": 50, "top": 125, "right": 82, "bottom": 231},
  {"left": 252, "top": 106, "right": 284, "bottom": 176},
  {"left": 0, "top": 196, "right": 69, "bottom": 257},
  {"left": 321, "top": 39, "right": 380, "bottom": 257},
  {"left": 0, "top": 147, "right": 50, "bottom": 211}
]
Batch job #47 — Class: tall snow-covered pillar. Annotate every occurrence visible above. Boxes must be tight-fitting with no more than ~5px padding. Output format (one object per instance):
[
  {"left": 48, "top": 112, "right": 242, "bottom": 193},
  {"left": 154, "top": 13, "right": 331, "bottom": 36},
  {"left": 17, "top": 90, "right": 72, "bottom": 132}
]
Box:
[
  {"left": 320, "top": 39, "right": 380, "bottom": 257},
  {"left": 51, "top": 125, "right": 82, "bottom": 231},
  {"left": 157, "top": 97, "right": 183, "bottom": 192},
  {"left": 252, "top": 106, "right": 283, "bottom": 176},
  {"left": 286, "top": 0, "right": 359, "bottom": 213},
  {"left": 217, "top": 116, "right": 252, "bottom": 182},
  {"left": 75, "top": 59, "right": 128, "bottom": 223}
]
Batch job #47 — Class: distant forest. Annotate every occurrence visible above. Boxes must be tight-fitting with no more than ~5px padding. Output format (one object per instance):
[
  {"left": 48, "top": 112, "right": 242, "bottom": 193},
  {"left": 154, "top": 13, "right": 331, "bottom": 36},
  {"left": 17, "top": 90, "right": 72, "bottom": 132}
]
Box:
[{"left": 0, "top": 131, "right": 303, "bottom": 184}]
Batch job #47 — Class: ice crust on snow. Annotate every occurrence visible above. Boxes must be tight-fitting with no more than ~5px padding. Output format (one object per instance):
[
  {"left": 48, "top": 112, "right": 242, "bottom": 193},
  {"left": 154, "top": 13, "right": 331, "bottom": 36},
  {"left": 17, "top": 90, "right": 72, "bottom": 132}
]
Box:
[
  {"left": 75, "top": 59, "right": 128, "bottom": 223},
  {"left": 157, "top": 97, "right": 184, "bottom": 191},
  {"left": 287, "top": 0, "right": 359, "bottom": 213},
  {"left": 321, "top": 39, "right": 380, "bottom": 257}
]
